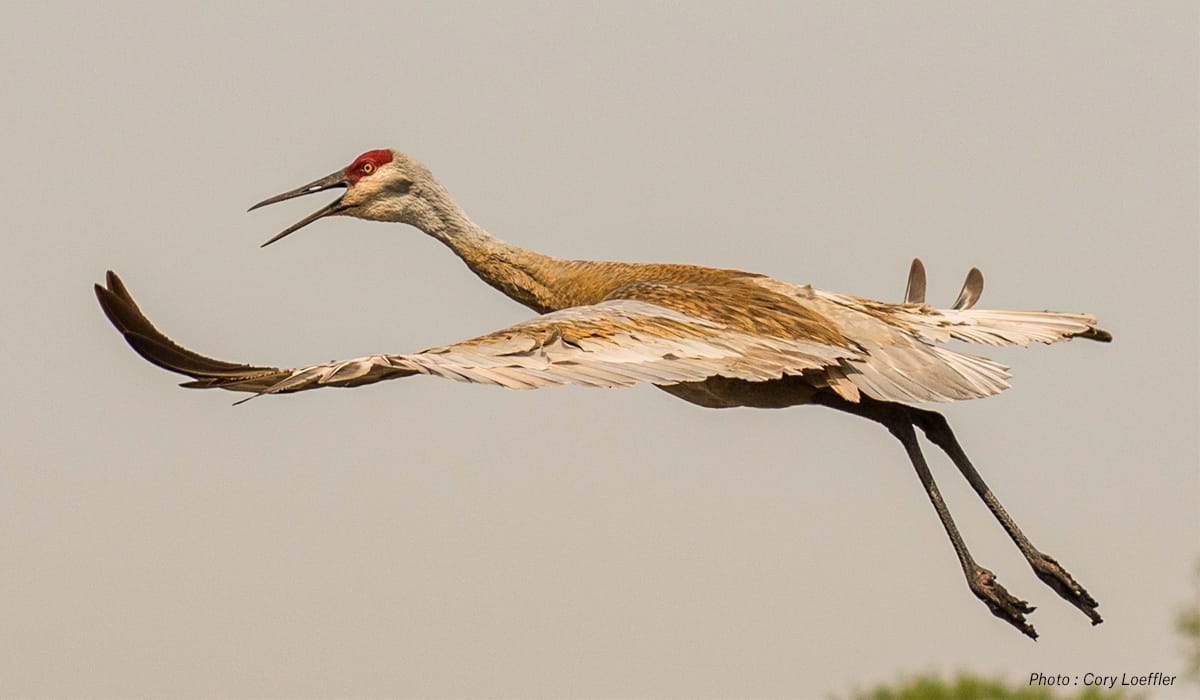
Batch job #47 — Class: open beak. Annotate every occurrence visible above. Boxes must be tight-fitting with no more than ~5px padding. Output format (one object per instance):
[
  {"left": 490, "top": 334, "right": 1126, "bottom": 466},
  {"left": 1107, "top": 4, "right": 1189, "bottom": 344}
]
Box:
[{"left": 249, "top": 170, "right": 350, "bottom": 247}]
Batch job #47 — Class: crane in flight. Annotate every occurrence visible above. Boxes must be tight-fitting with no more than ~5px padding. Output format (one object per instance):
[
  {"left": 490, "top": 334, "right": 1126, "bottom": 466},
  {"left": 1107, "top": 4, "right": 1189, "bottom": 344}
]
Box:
[{"left": 96, "top": 148, "right": 1110, "bottom": 639}]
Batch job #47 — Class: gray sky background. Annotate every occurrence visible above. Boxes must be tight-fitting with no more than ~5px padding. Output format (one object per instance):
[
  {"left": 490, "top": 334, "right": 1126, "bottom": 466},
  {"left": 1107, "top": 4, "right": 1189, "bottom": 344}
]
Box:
[{"left": 2, "top": 2, "right": 1197, "bottom": 698}]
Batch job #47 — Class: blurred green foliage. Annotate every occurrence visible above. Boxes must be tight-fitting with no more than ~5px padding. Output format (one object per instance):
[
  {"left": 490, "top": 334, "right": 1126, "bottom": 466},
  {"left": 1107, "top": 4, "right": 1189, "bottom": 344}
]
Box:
[
  {"left": 836, "top": 559, "right": 1198, "bottom": 699},
  {"left": 837, "top": 672, "right": 1144, "bottom": 700},
  {"left": 1178, "top": 561, "right": 1200, "bottom": 681}
]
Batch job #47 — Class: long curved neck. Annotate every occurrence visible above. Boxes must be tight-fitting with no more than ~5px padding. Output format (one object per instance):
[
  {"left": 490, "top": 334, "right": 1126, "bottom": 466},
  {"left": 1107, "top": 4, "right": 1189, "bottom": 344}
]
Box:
[
  {"left": 399, "top": 170, "right": 752, "bottom": 314},
  {"left": 402, "top": 177, "right": 578, "bottom": 313}
]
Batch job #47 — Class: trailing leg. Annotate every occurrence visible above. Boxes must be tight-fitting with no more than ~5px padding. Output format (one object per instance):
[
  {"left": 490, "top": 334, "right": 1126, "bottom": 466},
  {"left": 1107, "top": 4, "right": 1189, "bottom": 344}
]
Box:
[
  {"left": 907, "top": 407, "right": 1102, "bottom": 625},
  {"left": 812, "top": 392, "right": 1038, "bottom": 638}
]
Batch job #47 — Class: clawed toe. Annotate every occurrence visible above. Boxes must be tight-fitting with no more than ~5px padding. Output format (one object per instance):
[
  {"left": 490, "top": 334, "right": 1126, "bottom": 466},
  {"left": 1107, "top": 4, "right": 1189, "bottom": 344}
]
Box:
[
  {"left": 969, "top": 566, "right": 1038, "bottom": 640},
  {"left": 1030, "top": 552, "right": 1102, "bottom": 625}
]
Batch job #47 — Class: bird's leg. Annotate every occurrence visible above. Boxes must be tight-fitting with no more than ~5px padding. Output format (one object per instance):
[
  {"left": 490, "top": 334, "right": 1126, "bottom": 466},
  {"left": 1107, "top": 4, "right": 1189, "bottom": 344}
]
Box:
[
  {"left": 882, "top": 412, "right": 1040, "bottom": 639},
  {"left": 906, "top": 407, "right": 1102, "bottom": 625},
  {"left": 811, "top": 392, "right": 1038, "bottom": 639}
]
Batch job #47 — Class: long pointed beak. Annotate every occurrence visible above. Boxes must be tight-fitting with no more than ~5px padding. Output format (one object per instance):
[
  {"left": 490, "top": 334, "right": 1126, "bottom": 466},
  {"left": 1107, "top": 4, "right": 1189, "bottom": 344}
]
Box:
[{"left": 249, "top": 170, "right": 349, "bottom": 247}]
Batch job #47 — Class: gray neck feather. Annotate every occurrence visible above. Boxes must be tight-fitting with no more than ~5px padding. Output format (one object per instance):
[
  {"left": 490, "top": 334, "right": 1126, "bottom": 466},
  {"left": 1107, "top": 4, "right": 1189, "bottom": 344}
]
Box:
[{"left": 403, "top": 174, "right": 568, "bottom": 313}]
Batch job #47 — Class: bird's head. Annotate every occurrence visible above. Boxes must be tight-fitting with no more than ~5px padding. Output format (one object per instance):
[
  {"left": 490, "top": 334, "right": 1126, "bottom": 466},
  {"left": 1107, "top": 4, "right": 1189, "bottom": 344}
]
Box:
[{"left": 250, "top": 148, "right": 432, "bottom": 247}]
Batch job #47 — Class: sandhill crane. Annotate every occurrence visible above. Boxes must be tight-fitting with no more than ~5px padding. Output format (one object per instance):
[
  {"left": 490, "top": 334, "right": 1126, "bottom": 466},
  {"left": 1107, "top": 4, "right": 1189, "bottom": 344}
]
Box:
[{"left": 95, "top": 148, "right": 1111, "bottom": 639}]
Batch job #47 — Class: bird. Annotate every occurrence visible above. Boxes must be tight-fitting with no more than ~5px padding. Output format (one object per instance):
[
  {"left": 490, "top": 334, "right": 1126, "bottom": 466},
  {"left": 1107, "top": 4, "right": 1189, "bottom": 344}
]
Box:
[{"left": 95, "top": 147, "right": 1111, "bottom": 639}]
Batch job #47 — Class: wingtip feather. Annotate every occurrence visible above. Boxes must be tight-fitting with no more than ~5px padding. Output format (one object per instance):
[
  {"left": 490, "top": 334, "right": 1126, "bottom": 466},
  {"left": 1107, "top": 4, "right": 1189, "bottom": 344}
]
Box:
[
  {"left": 904, "top": 258, "right": 927, "bottom": 304},
  {"left": 1076, "top": 327, "right": 1113, "bottom": 343}
]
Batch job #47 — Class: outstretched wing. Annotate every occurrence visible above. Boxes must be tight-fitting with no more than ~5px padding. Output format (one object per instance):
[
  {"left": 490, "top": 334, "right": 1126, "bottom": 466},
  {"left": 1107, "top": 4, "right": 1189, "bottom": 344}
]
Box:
[
  {"left": 739, "top": 274, "right": 1109, "bottom": 403},
  {"left": 98, "top": 267, "right": 1099, "bottom": 405},
  {"left": 95, "top": 271, "right": 858, "bottom": 400}
]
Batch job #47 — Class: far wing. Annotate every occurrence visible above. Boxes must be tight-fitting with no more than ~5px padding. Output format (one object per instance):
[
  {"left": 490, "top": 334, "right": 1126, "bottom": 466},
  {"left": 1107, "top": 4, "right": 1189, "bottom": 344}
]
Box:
[
  {"left": 813, "top": 288, "right": 1111, "bottom": 347},
  {"left": 95, "top": 271, "right": 857, "bottom": 400},
  {"left": 902, "top": 257, "right": 984, "bottom": 309}
]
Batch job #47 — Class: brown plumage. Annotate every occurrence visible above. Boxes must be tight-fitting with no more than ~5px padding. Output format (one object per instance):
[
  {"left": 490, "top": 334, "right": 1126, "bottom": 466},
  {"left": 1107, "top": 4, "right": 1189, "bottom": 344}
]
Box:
[{"left": 96, "top": 148, "right": 1112, "bottom": 639}]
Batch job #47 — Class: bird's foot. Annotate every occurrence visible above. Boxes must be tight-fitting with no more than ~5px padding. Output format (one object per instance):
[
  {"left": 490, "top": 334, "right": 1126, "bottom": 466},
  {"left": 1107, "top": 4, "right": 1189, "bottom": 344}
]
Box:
[
  {"left": 1029, "top": 551, "right": 1102, "bottom": 625},
  {"left": 969, "top": 565, "right": 1038, "bottom": 640}
]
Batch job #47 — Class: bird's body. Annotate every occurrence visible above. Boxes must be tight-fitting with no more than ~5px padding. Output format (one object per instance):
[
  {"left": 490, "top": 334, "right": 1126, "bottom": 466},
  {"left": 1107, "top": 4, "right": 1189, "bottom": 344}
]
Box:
[{"left": 96, "top": 148, "right": 1111, "bottom": 639}]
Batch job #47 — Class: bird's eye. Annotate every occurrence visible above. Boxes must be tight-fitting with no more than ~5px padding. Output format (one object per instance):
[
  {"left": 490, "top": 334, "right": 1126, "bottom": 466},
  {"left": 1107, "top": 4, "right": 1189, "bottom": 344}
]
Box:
[{"left": 360, "top": 162, "right": 376, "bottom": 175}]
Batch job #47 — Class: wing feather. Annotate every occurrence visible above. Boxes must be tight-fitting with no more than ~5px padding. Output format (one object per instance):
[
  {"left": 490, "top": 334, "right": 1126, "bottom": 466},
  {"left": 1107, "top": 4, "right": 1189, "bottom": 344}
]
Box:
[
  {"left": 97, "top": 266, "right": 1106, "bottom": 407},
  {"left": 747, "top": 276, "right": 1100, "bottom": 403},
  {"left": 810, "top": 287, "right": 1111, "bottom": 347},
  {"left": 95, "top": 272, "right": 858, "bottom": 399}
]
